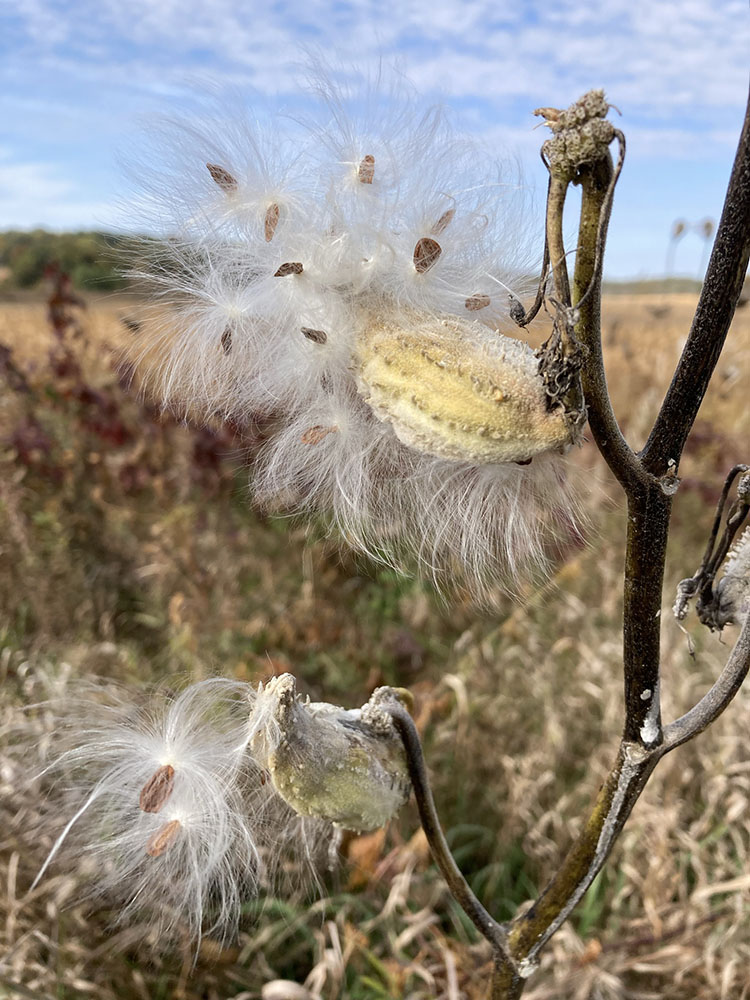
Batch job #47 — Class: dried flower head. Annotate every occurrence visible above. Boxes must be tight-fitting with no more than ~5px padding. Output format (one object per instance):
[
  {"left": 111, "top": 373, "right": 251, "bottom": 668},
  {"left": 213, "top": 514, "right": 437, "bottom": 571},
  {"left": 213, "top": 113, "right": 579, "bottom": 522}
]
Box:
[{"left": 125, "top": 72, "right": 582, "bottom": 601}]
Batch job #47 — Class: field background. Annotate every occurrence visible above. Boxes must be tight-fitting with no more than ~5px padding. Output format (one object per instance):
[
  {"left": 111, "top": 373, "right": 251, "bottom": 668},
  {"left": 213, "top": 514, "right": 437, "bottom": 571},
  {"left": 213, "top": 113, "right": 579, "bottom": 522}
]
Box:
[{"left": 1, "top": 282, "right": 749, "bottom": 1000}]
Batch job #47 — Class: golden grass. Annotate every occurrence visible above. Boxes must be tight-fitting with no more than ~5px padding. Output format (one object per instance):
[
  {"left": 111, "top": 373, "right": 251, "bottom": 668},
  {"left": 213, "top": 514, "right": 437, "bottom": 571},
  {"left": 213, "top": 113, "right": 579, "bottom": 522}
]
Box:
[{"left": 1, "top": 292, "right": 749, "bottom": 999}]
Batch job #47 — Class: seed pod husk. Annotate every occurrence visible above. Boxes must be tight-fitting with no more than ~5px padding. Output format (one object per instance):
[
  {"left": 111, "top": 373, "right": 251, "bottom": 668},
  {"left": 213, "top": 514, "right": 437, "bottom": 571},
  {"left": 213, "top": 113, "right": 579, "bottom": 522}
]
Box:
[
  {"left": 356, "top": 311, "right": 577, "bottom": 465},
  {"left": 253, "top": 674, "right": 410, "bottom": 833}
]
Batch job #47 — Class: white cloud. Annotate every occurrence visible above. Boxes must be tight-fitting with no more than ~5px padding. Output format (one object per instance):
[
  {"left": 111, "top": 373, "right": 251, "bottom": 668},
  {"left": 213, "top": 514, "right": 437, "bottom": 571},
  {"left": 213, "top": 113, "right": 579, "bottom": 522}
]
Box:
[
  {"left": 7, "top": 0, "right": 748, "bottom": 123},
  {"left": 0, "top": 158, "right": 110, "bottom": 229},
  {"left": 1, "top": 0, "right": 747, "bottom": 273}
]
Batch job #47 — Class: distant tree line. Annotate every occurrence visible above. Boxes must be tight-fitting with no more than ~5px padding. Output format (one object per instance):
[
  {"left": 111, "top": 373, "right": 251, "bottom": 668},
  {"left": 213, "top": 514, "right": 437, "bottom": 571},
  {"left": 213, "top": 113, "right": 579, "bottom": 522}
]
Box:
[{"left": 0, "top": 230, "right": 143, "bottom": 291}]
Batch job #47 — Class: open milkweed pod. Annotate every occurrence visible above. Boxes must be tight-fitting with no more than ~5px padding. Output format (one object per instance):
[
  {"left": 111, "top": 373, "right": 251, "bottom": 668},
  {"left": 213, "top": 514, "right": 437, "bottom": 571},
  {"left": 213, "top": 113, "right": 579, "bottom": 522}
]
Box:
[
  {"left": 250, "top": 674, "right": 411, "bottom": 833},
  {"left": 356, "top": 311, "right": 578, "bottom": 465},
  {"left": 716, "top": 526, "right": 750, "bottom": 626},
  {"left": 125, "top": 70, "right": 584, "bottom": 601}
]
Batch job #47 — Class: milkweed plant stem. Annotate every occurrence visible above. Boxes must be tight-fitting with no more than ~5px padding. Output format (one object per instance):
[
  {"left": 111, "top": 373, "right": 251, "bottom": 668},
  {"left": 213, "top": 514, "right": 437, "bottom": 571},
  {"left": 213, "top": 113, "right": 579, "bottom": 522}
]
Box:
[
  {"left": 31, "top": 77, "right": 750, "bottom": 999},
  {"left": 386, "top": 84, "right": 750, "bottom": 998}
]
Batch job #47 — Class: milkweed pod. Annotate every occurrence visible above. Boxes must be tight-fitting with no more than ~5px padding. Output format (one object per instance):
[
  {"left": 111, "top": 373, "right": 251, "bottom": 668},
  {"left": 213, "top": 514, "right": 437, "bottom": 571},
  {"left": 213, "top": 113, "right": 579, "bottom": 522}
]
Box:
[
  {"left": 716, "top": 526, "right": 750, "bottom": 626},
  {"left": 252, "top": 674, "right": 410, "bottom": 833},
  {"left": 355, "top": 311, "right": 578, "bottom": 465}
]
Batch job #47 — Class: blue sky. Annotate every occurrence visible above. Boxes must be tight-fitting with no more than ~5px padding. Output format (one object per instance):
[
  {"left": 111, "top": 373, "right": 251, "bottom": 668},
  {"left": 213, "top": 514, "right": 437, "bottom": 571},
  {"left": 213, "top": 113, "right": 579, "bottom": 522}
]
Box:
[{"left": 1, "top": 0, "right": 748, "bottom": 278}]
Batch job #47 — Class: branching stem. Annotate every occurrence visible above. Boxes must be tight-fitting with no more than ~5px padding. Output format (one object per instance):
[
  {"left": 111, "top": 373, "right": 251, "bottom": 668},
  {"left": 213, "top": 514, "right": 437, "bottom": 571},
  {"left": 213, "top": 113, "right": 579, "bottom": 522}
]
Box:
[
  {"left": 642, "top": 84, "right": 750, "bottom": 477},
  {"left": 403, "top": 85, "right": 750, "bottom": 1000},
  {"left": 387, "top": 706, "right": 513, "bottom": 964}
]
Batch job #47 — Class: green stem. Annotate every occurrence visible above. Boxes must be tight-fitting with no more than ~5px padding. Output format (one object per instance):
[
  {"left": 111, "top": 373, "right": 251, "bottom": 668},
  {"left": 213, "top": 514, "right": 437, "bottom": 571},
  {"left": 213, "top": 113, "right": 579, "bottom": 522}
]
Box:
[
  {"left": 571, "top": 154, "right": 644, "bottom": 493},
  {"left": 546, "top": 174, "right": 572, "bottom": 307}
]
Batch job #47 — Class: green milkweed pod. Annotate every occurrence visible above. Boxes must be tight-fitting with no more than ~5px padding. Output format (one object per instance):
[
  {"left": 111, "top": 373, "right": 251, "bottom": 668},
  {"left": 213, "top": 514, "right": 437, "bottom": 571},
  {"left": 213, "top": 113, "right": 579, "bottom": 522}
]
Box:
[
  {"left": 251, "top": 674, "right": 411, "bottom": 833},
  {"left": 356, "top": 311, "right": 578, "bottom": 466}
]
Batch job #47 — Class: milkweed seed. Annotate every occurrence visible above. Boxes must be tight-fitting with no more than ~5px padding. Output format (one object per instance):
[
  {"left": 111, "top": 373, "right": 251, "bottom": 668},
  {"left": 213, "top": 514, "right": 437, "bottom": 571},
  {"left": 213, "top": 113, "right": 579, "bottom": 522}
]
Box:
[
  {"left": 357, "top": 154, "right": 375, "bottom": 184},
  {"left": 139, "top": 764, "right": 175, "bottom": 813},
  {"left": 145, "top": 819, "right": 182, "bottom": 857},
  {"left": 221, "top": 328, "right": 233, "bottom": 354},
  {"left": 274, "top": 262, "right": 304, "bottom": 277},
  {"left": 301, "top": 327, "right": 327, "bottom": 344},
  {"left": 432, "top": 208, "right": 455, "bottom": 235},
  {"left": 206, "top": 163, "right": 238, "bottom": 193},
  {"left": 265, "top": 203, "right": 280, "bottom": 242},
  {"left": 413, "top": 238, "right": 442, "bottom": 273},
  {"left": 465, "top": 294, "right": 491, "bottom": 311},
  {"left": 301, "top": 425, "right": 339, "bottom": 445}
]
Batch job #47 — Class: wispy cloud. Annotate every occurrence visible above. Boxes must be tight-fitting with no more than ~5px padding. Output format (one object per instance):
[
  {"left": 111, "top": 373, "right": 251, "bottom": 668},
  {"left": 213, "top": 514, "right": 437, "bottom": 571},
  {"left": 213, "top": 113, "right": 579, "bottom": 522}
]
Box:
[
  {"left": 7, "top": 0, "right": 748, "bottom": 118},
  {"left": 0, "top": 155, "right": 110, "bottom": 229},
  {"left": 1, "top": 0, "right": 748, "bottom": 273}
]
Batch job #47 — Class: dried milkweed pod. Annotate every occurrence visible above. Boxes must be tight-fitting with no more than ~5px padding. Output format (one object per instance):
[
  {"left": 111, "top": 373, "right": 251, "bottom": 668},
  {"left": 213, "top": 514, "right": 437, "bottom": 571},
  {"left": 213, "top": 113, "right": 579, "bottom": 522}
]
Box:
[
  {"left": 355, "top": 311, "right": 578, "bottom": 465},
  {"left": 251, "top": 674, "right": 411, "bottom": 833},
  {"left": 716, "top": 527, "right": 750, "bottom": 625}
]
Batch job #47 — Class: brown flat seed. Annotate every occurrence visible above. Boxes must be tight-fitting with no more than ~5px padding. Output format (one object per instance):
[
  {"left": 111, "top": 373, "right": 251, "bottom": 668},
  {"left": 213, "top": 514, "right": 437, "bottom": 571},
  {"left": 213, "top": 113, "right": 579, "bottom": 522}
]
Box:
[
  {"left": 145, "top": 819, "right": 182, "bottom": 857},
  {"left": 432, "top": 208, "right": 455, "bottom": 234},
  {"left": 274, "top": 262, "right": 304, "bottom": 277},
  {"left": 465, "top": 294, "right": 491, "bottom": 311},
  {"left": 413, "top": 237, "right": 442, "bottom": 273},
  {"left": 221, "top": 328, "right": 233, "bottom": 354},
  {"left": 357, "top": 154, "right": 375, "bottom": 184},
  {"left": 265, "top": 203, "right": 280, "bottom": 242},
  {"left": 301, "top": 327, "right": 327, "bottom": 344},
  {"left": 206, "top": 163, "right": 238, "bottom": 193},
  {"left": 301, "top": 425, "right": 339, "bottom": 445},
  {"left": 139, "top": 764, "right": 175, "bottom": 813}
]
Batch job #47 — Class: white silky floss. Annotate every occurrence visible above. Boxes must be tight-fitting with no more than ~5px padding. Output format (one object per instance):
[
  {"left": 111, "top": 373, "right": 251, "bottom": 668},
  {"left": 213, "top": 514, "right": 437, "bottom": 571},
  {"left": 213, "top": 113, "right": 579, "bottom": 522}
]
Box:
[
  {"left": 35, "top": 676, "right": 411, "bottom": 943},
  {"left": 127, "top": 74, "right": 582, "bottom": 601}
]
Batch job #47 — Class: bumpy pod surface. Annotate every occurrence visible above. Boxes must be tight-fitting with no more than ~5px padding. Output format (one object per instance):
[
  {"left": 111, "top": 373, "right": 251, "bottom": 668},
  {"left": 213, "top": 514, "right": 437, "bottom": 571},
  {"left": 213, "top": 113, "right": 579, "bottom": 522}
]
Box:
[
  {"left": 357, "top": 312, "right": 573, "bottom": 464},
  {"left": 253, "top": 674, "right": 410, "bottom": 833}
]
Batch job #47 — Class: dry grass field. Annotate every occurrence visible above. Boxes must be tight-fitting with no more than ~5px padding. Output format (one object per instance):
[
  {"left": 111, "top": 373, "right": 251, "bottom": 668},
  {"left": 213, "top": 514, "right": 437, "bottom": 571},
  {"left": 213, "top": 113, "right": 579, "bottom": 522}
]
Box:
[{"left": 1, "top": 289, "right": 749, "bottom": 999}]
